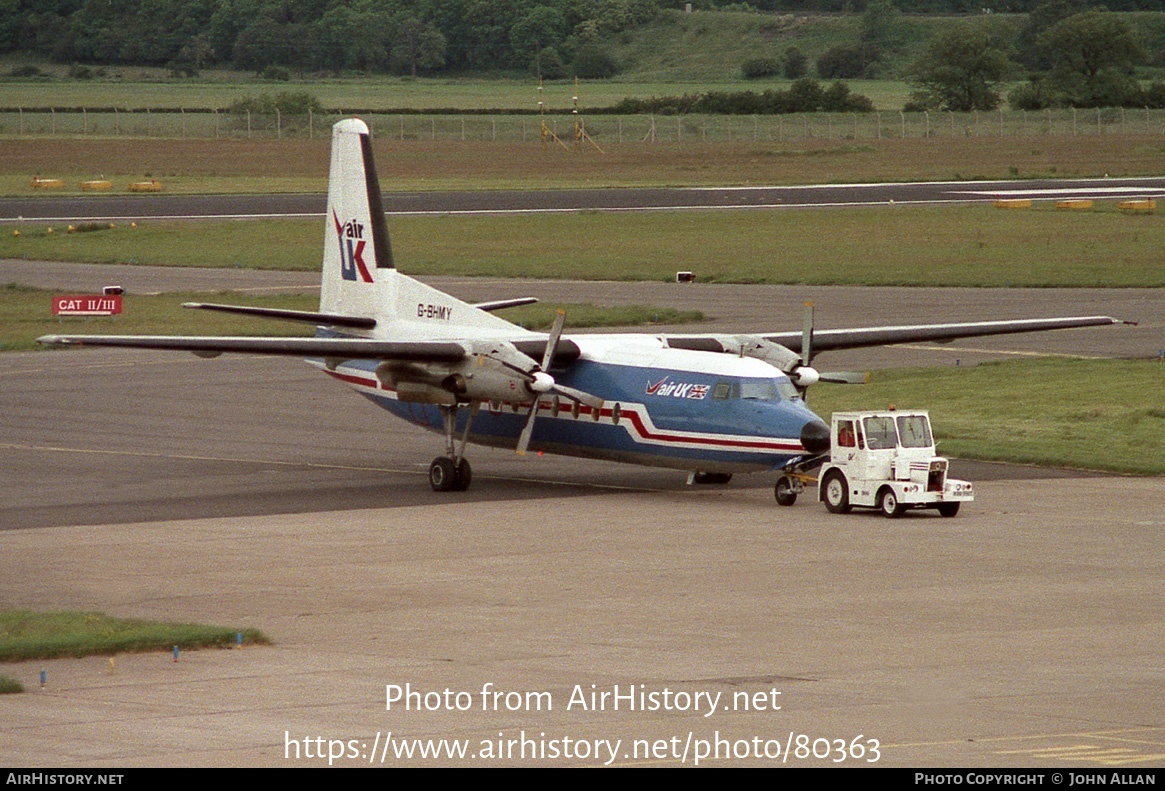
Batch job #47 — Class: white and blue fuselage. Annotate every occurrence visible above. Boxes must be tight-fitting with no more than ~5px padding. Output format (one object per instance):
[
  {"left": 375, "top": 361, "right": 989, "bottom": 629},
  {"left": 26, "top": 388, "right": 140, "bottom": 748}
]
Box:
[{"left": 314, "top": 333, "right": 825, "bottom": 473}]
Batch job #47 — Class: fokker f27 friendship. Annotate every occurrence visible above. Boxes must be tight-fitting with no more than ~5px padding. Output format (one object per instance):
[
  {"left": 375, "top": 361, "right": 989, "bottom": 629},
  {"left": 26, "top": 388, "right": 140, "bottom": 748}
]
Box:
[{"left": 40, "top": 119, "right": 1127, "bottom": 502}]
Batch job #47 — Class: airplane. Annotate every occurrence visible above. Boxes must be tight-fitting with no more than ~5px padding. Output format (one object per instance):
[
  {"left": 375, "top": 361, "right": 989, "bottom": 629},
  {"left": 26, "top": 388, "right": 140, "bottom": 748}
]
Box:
[{"left": 38, "top": 118, "right": 1129, "bottom": 500}]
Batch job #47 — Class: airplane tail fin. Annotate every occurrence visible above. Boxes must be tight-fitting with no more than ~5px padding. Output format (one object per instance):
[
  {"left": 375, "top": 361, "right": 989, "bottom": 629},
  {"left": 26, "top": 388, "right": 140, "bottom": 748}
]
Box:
[
  {"left": 317, "top": 118, "right": 534, "bottom": 339},
  {"left": 319, "top": 118, "right": 393, "bottom": 326}
]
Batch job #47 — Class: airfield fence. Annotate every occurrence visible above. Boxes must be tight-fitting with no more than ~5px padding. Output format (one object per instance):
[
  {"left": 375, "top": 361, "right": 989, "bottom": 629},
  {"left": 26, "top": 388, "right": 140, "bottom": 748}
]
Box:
[{"left": 3, "top": 107, "right": 1165, "bottom": 142}]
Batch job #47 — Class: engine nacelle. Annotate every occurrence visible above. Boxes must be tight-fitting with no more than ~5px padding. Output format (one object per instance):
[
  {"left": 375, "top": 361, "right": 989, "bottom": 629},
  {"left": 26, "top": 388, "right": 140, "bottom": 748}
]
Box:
[{"left": 721, "top": 335, "right": 803, "bottom": 373}]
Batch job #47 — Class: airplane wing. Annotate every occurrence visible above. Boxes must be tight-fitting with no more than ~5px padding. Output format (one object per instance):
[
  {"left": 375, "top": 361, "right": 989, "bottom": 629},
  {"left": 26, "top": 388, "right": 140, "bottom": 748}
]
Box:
[
  {"left": 37, "top": 334, "right": 467, "bottom": 361},
  {"left": 665, "top": 316, "right": 1129, "bottom": 359},
  {"left": 770, "top": 316, "right": 1130, "bottom": 354}
]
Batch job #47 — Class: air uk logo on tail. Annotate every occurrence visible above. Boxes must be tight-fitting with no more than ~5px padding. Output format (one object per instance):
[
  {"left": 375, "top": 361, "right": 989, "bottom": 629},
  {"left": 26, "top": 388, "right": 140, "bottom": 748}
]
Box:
[{"left": 333, "top": 210, "right": 373, "bottom": 283}]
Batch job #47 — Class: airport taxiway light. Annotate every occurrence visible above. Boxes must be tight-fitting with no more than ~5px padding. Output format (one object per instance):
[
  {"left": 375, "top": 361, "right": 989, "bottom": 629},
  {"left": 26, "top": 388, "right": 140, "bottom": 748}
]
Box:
[
  {"left": 39, "top": 670, "right": 46, "bottom": 688},
  {"left": 172, "top": 645, "right": 179, "bottom": 663},
  {"left": 108, "top": 658, "right": 115, "bottom": 674},
  {"left": 236, "top": 632, "right": 243, "bottom": 649}
]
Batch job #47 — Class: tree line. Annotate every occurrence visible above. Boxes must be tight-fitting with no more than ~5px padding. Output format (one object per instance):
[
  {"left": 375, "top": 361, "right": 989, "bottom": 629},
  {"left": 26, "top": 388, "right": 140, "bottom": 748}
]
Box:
[
  {"left": 905, "top": 2, "right": 1165, "bottom": 110},
  {"left": 746, "top": 0, "right": 1165, "bottom": 110},
  {"left": 1, "top": 0, "right": 662, "bottom": 78}
]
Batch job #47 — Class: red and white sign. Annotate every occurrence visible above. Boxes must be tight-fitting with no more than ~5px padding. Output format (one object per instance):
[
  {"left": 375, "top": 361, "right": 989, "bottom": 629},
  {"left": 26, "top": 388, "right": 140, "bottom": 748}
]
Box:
[{"left": 52, "top": 295, "right": 123, "bottom": 316}]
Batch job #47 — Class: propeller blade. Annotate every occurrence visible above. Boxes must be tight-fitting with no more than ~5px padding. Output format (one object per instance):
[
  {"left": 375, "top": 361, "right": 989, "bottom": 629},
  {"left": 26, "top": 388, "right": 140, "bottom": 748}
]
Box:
[
  {"left": 518, "top": 309, "right": 572, "bottom": 455},
  {"left": 541, "top": 309, "right": 566, "bottom": 371},
  {"left": 801, "top": 301, "right": 814, "bottom": 366},
  {"left": 818, "top": 371, "right": 869, "bottom": 385},
  {"left": 516, "top": 397, "right": 539, "bottom": 455}
]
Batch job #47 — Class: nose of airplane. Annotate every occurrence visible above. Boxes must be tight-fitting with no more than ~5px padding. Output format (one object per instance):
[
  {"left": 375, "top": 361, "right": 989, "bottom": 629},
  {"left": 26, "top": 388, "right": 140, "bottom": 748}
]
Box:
[{"left": 800, "top": 419, "right": 830, "bottom": 455}]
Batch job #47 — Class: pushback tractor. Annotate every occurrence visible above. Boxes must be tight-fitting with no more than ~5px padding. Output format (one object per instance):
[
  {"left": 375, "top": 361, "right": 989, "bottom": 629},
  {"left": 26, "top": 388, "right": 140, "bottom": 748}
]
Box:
[{"left": 775, "top": 410, "right": 973, "bottom": 518}]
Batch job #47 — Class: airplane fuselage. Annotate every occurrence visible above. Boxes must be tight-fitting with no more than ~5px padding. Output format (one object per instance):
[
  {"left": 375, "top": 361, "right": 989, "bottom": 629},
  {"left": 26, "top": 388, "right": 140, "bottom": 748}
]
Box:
[{"left": 315, "top": 336, "right": 826, "bottom": 473}]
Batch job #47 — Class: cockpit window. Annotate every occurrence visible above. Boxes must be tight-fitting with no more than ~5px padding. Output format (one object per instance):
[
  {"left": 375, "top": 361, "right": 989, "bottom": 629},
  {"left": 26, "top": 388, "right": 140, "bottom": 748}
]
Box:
[
  {"left": 776, "top": 379, "right": 799, "bottom": 401},
  {"left": 863, "top": 416, "right": 898, "bottom": 450},
  {"left": 740, "top": 379, "right": 779, "bottom": 401},
  {"left": 896, "top": 415, "right": 932, "bottom": 448}
]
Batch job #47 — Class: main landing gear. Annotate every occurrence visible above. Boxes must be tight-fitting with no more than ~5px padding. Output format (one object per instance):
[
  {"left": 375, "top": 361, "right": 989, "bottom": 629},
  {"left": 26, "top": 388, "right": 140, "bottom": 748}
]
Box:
[{"left": 429, "top": 402, "right": 479, "bottom": 492}]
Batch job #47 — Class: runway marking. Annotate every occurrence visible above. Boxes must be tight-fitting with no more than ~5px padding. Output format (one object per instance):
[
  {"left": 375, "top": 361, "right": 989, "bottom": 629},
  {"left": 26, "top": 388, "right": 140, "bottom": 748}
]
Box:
[
  {"left": 0, "top": 441, "right": 400, "bottom": 474},
  {"left": 0, "top": 354, "right": 267, "bottom": 377},
  {"left": 0, "top": 441, "right": 690, "bottom": 495},
  {"left": 959, "top": 186, "right": 1164, "bottom": 197},
  {"left": 686, "top": 176, "right": 1165, "bottom": 190},
  {"left": 885, "top": 727, "right": 1165, "bottom": 766}
]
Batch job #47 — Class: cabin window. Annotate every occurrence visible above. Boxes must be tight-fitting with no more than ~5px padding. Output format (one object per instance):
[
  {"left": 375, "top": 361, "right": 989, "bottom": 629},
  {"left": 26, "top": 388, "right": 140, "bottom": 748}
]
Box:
[
  {"left": 863, "top": 416, "right": 898, "bottom": 450},
  {"left": 897, "top": 415, "right": 932, "bottom": 448},
  {"left": 740, "top": 379, "right": 779, "bottom": 401},
  {"left": 713, "top": 382, "right": 731, "bottom": 400},
  {"left": 837, "top": 420, "right": 856, "bottom": 448}
]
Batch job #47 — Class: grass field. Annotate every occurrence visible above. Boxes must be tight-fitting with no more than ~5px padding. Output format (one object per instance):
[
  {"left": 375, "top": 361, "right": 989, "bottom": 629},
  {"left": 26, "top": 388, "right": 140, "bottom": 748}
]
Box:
[
  {"left": 3, "top": 135, "right": 1162, "bottom": 197},
  {"left": 4, "top": 202, "right": 1161, "bottom": 288},
  {"left": 5, "top": 77, "right": 898, "bottom": 110},
  {"left": 0, "top": 610, "right": 268, "bottom": 663},
  {"left": 809, "top": 358, "right": 1165, "bottom": 476}
]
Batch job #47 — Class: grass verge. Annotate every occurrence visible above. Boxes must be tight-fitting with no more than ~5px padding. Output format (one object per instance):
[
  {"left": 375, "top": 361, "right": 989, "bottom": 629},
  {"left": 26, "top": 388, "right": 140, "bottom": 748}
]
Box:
[
  {"left": 809, "top": 358, "right": 1165, "bottom": 476},
  {"left": 0, "top": 675, "right": 23, "bottom": 693},
  {"left": 3, "top": 202, "right": 1162, "bottom": 287},
  {"left": 3, "top": 136, "right": 1164, "bottom": 196},
  {"left": 0, "top": 611, "right": 268, "bottom": 662},
  {"left": 1, "top": 285, "right": 703, "bottom": 351}
]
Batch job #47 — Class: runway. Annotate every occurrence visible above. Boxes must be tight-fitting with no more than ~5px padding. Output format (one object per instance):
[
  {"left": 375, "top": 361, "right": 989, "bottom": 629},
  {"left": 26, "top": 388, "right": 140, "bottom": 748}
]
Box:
[
  {"left": 3, "top": 176, "right": 1165, "bottom": 222},
  {"left": 2, "top": 267, "right": 1162, "bottom": 766}
]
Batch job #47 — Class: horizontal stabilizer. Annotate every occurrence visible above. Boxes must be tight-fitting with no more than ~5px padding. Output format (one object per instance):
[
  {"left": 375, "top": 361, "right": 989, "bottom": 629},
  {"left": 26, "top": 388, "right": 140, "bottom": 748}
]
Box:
[
  {"left": 37, "top": 334, "right": 465, "bottom": 361},
  {"left": 183, "top": 302, "right": 377, "bottom": 329},
  {"left": 471, "top": 297, "right": 538, "bottom": 313}
]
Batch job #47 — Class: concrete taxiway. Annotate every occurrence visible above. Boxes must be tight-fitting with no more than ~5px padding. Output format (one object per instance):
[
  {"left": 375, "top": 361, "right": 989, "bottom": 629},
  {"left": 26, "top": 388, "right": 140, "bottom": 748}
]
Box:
[{"left": 1, "top": 268, "right": 1162, "bottom": 766}]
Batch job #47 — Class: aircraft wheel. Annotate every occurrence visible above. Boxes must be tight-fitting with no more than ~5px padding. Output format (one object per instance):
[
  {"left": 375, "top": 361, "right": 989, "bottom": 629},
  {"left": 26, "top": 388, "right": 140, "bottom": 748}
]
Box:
[
  {"left": 822, "top": 471, "right": 851, "bottom": 514},
  {"left": 937, "top": 502, "right": 960, "bottom": 518},
  {"left": 774, "top": 476, "right": 797, "bottom": 506},
  {"left": 453, "top": 458, "right": 472, "bottom": 492},
  {"left": 879, "top": 487, "right": 905, "bottom": 518},
  {"left": 429, "top": 457, "right": 457, "bottom": 492}
]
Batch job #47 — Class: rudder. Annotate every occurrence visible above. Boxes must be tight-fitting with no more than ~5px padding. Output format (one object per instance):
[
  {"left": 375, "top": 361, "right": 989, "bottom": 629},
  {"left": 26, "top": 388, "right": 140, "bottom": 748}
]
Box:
[{"left": 320, "top": 118, "right": 393, "bottom": 324}]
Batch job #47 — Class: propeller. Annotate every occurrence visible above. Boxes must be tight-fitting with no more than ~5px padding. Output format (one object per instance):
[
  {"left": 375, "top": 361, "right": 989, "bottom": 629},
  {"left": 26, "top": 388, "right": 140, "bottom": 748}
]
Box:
[
  {"left": 721, "top": 302, "right": 866, "bottom": 398},
  {"left": 792, "top": 302, "right": 867, "bottom": 398},
  {"left": 515, "top": 309, "right": 603, "bottom": 455}
]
